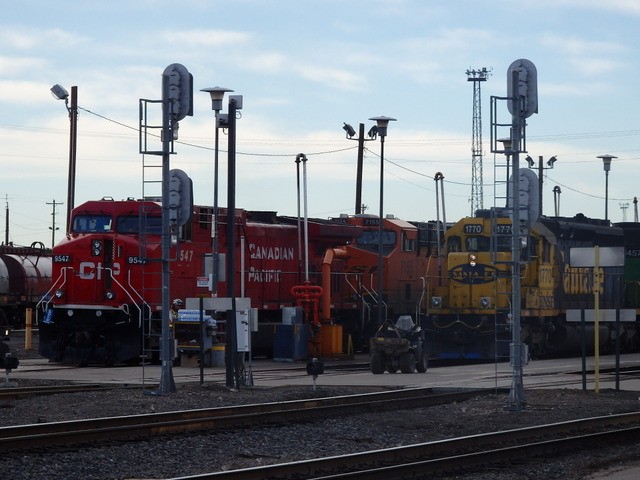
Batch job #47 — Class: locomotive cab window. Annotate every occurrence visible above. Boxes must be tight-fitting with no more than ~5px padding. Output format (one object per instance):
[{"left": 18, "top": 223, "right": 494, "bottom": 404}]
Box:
[
  {"left": 401, "top": 231, "right": 415, "bottom": 252},
  {"left": 357, "top": 230, "right": 396, "bottom": 246},
  {"left": 447, "top": 236, "right": 461, "bottom": 253},
  {"left": 117, "top": 215, "right": 162, "bottom": 235},
  {"left": 465, "top": 236, "right": 490, "bottom": 252},
  {"left": 73, "top": 215, "right": 113, "bottom": 233},
  {"left": 179, "top": 219, "right": 193, "bottom": 242}
]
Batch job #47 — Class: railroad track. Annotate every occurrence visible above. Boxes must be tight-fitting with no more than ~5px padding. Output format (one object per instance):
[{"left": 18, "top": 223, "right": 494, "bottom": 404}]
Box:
[
  {"left": 0, "top": 387, "right": 492, "bottom": 453},
  {"left": 169, "top": 412, "right": 640, "bottom": 479},
  {"left": 0, "top": 383, "right": 133, "bottom": 400}
]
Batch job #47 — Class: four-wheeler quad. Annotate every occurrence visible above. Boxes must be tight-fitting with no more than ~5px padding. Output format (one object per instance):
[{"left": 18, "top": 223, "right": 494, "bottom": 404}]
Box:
[{"left": 369, "top": 315, "right": 428, "bottom": 374}]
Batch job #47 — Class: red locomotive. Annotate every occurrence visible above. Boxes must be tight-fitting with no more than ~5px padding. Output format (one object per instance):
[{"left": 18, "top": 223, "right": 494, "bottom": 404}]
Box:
[
  {"left": 37, "top": 197, "right": 443, "bottom": 365},
  {"left": 37, "top": 198, "right": 363, "bottom": 364}
]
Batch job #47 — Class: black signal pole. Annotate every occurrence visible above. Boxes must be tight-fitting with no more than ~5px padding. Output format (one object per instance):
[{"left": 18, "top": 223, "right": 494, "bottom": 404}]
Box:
[{"left": 226, "top": 97, "right": 238, "bottom": 389}]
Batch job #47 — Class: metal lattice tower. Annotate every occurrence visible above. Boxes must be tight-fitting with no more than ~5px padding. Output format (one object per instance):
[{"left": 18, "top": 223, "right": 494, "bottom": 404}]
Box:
[
  {"left": 467, "top": 67, "right": 490, "bottom": 215},
  {"left": 620, "top": 202, "right": 629, "bottom": 222}
]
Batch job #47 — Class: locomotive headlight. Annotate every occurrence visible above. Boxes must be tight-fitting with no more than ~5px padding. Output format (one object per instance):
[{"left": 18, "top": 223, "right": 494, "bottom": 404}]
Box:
[
  {"left": 480, "top": 297, "right": 491, "bottom": 308},
  {"left": 105, "top": 290, "right": 115, "bottom": 300},
  {"left": 469, "top": 254, "right": 477, "bottom": 267},
  {"left": 92, "top": 239, "right": 103, "bottom": 256},
  {"left": 96, "top": 310, "right": 103, "bottom": 317},
  {"left": 431, "top": 296, "right": 442, "bottom": 308},
  {"left": 54, "top": 289, "right": 64, "bottom": 299},
  {"left": 66, "top": 309, "right": 74, "bottom": 317}
]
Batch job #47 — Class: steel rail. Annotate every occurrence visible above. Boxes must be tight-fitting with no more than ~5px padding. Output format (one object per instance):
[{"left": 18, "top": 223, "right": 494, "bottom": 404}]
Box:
[
  {"left": 0, "top": 383, "right": 132, "bottom": 400},
  {"left": 0, "top": 387, "right": 491, "bottom": 452},
  {"left": 169, "top": 412, "right": 640, "bottom": 479}
]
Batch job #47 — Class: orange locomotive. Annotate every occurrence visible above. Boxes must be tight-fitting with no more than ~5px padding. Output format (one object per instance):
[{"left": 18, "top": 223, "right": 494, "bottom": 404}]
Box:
[{"left": 321, "top": 214, "right": 442, "bottom": 350}]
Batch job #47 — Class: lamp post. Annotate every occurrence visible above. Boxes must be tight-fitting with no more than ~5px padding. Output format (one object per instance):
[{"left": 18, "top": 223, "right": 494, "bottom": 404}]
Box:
[
  {"left": 200, "top": 87, "right": 234, "bottom": 296},
  {"left": 525, "top": 155, "right": 557, "bottom": 217},
  {"left": 369, "top": 116, "right": 396, "bottom": 327},
  {"left": 50, "top": 84, "right": 78, "bottom": 233},
  {"left": 598, "top": 154, "right": 616, "bottom": 221},
  {"left": 343, "top": 122, "right": 377, "bottom": 214},
  {"left": 553, "top": 186, "right": 561, "bottom": 216}
]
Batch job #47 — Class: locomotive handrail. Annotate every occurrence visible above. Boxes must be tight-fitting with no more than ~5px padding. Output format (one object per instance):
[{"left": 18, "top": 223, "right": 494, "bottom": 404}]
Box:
[
  {"left": 367, "top": 273, "right": 388, "bottom": 320},
  {"left": 100, "top": 267, "right": 145, "bottom": 328},
  {"left": 126, "top": 270, "right": 148, "bottom": 330},
  {"left": 343, "top": 273, "right": 371, "bottom": 334},
  {"left": 35, "top": 267, "right": 70, "bottom": 322}
]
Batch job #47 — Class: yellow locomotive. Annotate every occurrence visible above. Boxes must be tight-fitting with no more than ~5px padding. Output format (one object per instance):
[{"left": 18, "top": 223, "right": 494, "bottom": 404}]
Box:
[{"left": 424, "top": 210, "right": 632, "bottom": 360}]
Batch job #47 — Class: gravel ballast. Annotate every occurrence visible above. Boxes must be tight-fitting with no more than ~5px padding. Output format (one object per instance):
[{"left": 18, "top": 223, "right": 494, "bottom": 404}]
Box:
[{"left": 1, "top": 381, "right": 640, "bottom": 479}]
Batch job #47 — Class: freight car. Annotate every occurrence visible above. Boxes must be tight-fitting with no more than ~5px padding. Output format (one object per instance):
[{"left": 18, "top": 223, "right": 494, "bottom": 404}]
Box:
[
  {"left": 0, "top": 243, "right": 52, "bottom": 328},
  {"left": 424, "top": 210, "right": 638, "bottom": 360},
  {"left": 36, "top": 198, "right": 365, "bottom": 365}
]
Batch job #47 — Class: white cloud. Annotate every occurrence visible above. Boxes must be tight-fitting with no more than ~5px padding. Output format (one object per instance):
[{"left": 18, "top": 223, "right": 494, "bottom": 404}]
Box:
[
  {"left": 540, "top": 34, "right": 625, "bottom": 57},
  {"left": 161, "top": 29, "right": 251, "bottom": 47},
  {"left": 294, "top": 65, "right": 366, "bottom": 92},
  {"left": 0, "top": 27, "right": 86, "bottom": 50},
  {"left": 242, "top": 52, "right": 289, "bottom": 73},
  {"left": 553, "top": 0, "right": 640, "bottom": 15}
]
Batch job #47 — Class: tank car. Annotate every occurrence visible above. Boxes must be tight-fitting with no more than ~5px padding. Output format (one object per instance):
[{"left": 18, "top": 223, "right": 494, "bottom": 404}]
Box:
[
  {"left": 424, "top": 211, "right": 633, "bottom": 360},
  {"left": 37, "top": 198, "right": 361, "bottom": 364},
  {"left": 0, "top": 243, "right": 52, "bottom": 328}
]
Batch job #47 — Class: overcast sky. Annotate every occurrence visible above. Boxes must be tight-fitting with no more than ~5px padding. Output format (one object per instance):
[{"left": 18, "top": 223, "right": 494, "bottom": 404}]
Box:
[{"left": 2, "top": 0, "right": 639, "bottom": 247}]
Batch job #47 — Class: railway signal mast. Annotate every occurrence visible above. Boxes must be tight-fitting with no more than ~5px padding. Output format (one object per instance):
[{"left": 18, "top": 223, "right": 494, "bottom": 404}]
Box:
[
  {"left": 506, "top": 58, "right": 538, "bottom": 412},
  {"left": 467, "top": 67, "right": 491, "bottom": 215}
]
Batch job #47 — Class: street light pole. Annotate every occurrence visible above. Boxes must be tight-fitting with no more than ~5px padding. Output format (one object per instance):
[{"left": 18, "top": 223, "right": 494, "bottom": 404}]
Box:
[
  {"left": 525, "top": 155, "right": 557, "bottom": 217},
  {"left": 343, "top": 122, "right": 376, "bottom": 214},
  {"left": 201, "top": 87, "right": 234, "bottom": 297},
  {"left": 598, "top": 155, "right": 616, "bottom": 221},
  {"left": 369, "top": 116, "right": 396, "bottom": 327},
  {"left": 50, "top": 84, "right": 78, "bottom": 233},
  {"left": 553, "top": 186, "right": 561, "bottom": 216}
]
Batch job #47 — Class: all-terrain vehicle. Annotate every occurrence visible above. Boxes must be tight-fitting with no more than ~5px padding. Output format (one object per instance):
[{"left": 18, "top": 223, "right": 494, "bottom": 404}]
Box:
[{"left": 369, "top": 315, "right": 428, "bottom": 374}]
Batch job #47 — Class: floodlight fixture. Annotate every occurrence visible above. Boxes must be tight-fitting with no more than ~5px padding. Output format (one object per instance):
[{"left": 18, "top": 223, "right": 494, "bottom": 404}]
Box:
[
  {"left": 50, "top": 84, "right": 69, "bottom": 101},
  {"left": 343, "top": 122, "right": 356, "bottom": 138},
  {"left": 525, "top": 155, "right": 535, "bottom": 168}
]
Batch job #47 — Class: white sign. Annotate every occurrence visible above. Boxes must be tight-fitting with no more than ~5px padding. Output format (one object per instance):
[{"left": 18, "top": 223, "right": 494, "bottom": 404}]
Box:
[{"left": 570, "top": 247, "right": 624, "bottom": 267}]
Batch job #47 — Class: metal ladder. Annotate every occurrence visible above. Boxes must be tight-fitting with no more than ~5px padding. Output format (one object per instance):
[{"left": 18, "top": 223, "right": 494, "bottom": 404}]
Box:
[
  {"left": 139, "top": 98, "right": 165, "bottom": 201},
  {"left": 137, "top": 204, "right": 163, "bottom": 372}
]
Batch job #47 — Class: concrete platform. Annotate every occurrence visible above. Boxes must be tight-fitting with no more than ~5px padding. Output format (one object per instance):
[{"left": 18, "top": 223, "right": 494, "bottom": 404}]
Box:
[{"left": 5, "top": 353, "right": 640, "bottom": 393}]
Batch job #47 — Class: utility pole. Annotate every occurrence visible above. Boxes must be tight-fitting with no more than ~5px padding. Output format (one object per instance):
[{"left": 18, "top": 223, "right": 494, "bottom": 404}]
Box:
[
  {"left": 467, "top": 67, "right": 490, "bottom": 215},
  {"left": 4, "top": 195, "right": 9, "bottom": 245},
  {"left": 47, "top": 199, "right": 63, "bottom": 247}
]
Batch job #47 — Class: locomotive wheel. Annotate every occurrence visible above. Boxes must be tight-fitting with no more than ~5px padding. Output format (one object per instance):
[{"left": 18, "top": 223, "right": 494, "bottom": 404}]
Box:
[
  {"left": 399, "top": 352, "right": 416, "bottom": 373},
  {"left": 370, "top": 351, "right": 385, "bottom": 374},
  {"left": 415, "top": 347, "right": 428, "bottom": 373},
  {"left": 386, "top": 362, "right": 398, "bottom": 374}
]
